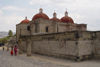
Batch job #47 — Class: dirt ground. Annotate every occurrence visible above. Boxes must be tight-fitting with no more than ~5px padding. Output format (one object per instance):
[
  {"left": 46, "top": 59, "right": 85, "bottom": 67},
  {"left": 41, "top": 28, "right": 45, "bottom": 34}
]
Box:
[{"left": 0, "top": 46, "right": 100, "bottom": 67}]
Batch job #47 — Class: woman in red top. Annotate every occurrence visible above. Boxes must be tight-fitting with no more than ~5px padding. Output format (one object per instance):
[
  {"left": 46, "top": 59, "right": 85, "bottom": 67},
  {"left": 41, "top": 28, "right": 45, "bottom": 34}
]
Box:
[
  {"left": 14, "top": 45, "right": 17, "bottom": 55},
  {"left": 10, "top": 50, "right": 13, "bottom": 55}
]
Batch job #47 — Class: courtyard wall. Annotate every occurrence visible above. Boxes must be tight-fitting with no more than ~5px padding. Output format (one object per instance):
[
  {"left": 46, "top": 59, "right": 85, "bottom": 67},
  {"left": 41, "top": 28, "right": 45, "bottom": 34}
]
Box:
[{"left": 19, "top": 31, "right": 100, "bottom": 61}]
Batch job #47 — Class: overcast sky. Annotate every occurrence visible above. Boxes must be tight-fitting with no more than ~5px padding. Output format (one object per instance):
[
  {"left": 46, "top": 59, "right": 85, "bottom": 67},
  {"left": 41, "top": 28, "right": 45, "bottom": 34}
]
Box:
[{"left": 0, "top": 0, "right": 100, "bottom": 32}]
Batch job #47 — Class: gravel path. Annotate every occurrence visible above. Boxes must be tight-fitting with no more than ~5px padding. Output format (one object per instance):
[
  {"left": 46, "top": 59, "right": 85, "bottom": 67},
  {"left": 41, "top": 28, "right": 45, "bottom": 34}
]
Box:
[
  {"left": 0, "top": 49, "right": 100, "bottom": 67},
  {"left": 0, "top": 50, "right": 69, "bottom": 67}
]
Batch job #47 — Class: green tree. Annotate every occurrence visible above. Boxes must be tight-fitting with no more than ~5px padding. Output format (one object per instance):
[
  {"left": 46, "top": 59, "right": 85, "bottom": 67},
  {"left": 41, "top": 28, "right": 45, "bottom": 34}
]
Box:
[
  {"left": 0, "top": 37, "right": 9, "bottom": 44},
  {"left": 2, "top": 37, "right": 9, "bottom": 44},
  {"left": 0, "top": 38, "right": 2, "bottom": 44},
  {"left": 8, "top": 30, "right": 13, "bottom": 37}
]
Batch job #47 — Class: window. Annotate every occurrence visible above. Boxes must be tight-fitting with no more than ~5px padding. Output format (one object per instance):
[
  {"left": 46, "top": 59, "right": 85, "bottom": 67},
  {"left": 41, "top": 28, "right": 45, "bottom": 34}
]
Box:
[
  {"left": 27, "top": 26, "right": 30, "bottom": 30},
  {"left": 35, "top": 23, "right": 37, "bottom": 33},
  {"left": 46, "top": 27, "right": 48, "bottom": 32}
]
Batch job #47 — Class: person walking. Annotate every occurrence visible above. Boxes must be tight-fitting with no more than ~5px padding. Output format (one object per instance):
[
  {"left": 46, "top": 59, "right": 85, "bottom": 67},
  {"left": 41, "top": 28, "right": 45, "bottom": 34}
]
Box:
[
  {"left": 10, "top": 49, "right": 13, "bottom": 55},
  {"left": 14, "top": 45, "right": 17, "bottom": 55},
  {"left": 7, "top": 47, "right": 9, "bottom": 51},
  {"left": 11, "top": 46, "right": 13, "bottom": 50},
  {"left": 10, "top": 46, "right": 14, "bottom": 55},
  {"left": 3, "top": 46, "right": 4, "bottom": 51}
]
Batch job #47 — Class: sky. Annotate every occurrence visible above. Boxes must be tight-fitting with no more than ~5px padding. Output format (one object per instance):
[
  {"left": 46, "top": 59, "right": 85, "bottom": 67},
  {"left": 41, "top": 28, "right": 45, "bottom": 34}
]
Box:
[{"left": 0, "top": 0, "right": 100, "bottom": 32}]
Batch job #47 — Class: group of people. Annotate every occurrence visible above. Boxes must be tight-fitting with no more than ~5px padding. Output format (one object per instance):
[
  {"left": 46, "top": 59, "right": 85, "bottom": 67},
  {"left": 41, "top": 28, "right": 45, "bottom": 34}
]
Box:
[
  {"left": 2, "top": 45, "right": 17, "bottom": 55},
  {"left": 10, "top": 45, "right": 17, "bottom": 55},
  {"left": 2, "top": 46, "right": 9, "bottom": 51}
]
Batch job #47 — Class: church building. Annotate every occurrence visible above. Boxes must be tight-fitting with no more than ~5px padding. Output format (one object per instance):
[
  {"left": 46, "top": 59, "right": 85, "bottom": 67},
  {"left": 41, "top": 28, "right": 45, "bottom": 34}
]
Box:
[
  {"left": 16, "top": 8, "right": 87, "bottom": 41},
  {"left": 16, "top": 8, "right": 100, "bottom": 61}
]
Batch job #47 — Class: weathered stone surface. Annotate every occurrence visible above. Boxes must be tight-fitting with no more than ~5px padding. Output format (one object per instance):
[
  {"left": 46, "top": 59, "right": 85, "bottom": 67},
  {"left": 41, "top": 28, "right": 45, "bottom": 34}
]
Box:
[
  {"left": 19, "top": 40, "right": 23, "bottom": 54},
  {"left": 27, "top": 39, "right": 32, "bottom": 56},
  {"left": 18, "top": 31, "right": 100, "bottom": 61},
  {"left": 78, "top": 41, "right": 92, "bottom": 56},
  {"left": 82, "top": 32, "right": 91, "bottom": 39}
]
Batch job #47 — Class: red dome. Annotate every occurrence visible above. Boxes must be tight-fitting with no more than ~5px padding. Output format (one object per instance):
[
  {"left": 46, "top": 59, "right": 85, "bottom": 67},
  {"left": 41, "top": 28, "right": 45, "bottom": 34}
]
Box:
[
  {"left": 21, "top": 17, "right": 30, "bottom": 23},
  {"left": 32, "top": 13, "right": 49, "bottom": 21},
  {"left": 51, "top": 18, "right": 61, "bottom": 22},
  {"left": 50, "top": 12, "right": 61, "bottom": 22},
  {"left": 61, "top": 16, "right": 74, "bottom": 23},
  {"left": 32, "top": 8, "right": 49, "bottom": 21}
]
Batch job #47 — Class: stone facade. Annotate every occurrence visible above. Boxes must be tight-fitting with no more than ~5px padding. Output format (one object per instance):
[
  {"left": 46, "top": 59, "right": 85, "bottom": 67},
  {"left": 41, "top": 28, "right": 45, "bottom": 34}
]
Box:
[
  {"left": 18, "top": 31, "right": 100, "bottom": 61},
  {"left": 16, "top": 18, "right": 87, "bottom": 41},
  {"left": 16, "top": 8, "right": 87, "bottom": 41}
]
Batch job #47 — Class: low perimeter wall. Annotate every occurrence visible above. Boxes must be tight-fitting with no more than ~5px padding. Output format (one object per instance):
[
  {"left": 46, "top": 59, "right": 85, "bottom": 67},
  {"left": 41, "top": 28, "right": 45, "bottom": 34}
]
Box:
[{"left": 19, "top": 31, "right": 100, "bottom": 61}]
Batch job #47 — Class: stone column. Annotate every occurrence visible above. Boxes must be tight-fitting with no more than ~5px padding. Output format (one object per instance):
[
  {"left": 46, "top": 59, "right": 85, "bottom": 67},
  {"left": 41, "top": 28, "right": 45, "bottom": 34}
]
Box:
[
  {"left": 18, "top": 39, "right": 23, "bottom": 54},
  {"left": 26, "top": 39, "right": 32, "bottom": 56}
]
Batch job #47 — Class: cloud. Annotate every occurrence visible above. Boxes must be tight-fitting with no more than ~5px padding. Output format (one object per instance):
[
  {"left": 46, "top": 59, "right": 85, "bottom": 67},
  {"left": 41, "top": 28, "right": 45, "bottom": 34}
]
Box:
[
  {"left": 70, "top": 14, "right": 85, "bottom": 19},
  {"left": 0, "top": 0, "right": 100, "bottom": 32},
  {"left": 0, "top": 14, "right": 23, "bottom": 24},
  {"left": 0, "top": 10, "right": 3, "bottom": 15},
  {"left": 29, "top": 0, "right": 76, "bottom": 5},
  {"left": 0, "top": 14, "right": 24, "bottom": 32},
  {"left": 29, "top": 0, "right": 100, "bottom": 11},
  {"left": 2, "top": 6, "right": 24, "bottom": 11},
  {"left": 29, "top": 0, "right": 51, "bottom": 5}
]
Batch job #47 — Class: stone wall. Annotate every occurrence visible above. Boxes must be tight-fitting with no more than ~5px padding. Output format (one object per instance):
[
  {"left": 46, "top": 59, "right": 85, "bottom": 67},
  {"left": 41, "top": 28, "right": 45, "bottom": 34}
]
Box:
[
  {"left": 16, "top": 18, "right": 87, "bottom": 42},
  {"left": 78, "top": 41, "right": 93, "bottom": 56},
  {"left": 93, "top": 31, "right": 100, "bottom": 59},
  {"left": 22, "top": 41, "right": 27, "bottom": 52},
  {"left": 16, "top": 24, "right": 30, "bottom": 41},
  {"left": 19, "top": 31, "right": 100, "bottom": 61},
  {"left": 77, "top": 31, "right": 100, "bottom": 60},
  {"left": 29, "top": 19, "right": 58, "bottom": 34}
]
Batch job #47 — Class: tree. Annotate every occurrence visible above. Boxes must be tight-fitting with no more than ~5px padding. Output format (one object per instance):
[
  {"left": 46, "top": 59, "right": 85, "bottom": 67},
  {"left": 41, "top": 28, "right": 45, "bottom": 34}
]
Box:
[
  {"left": 0, "top": 38, "right": 2, "bottom": 44},
  {"left": 2, "top": 37, "right": 9, "bottom": 44},
  {"left": 0, "top": 37, "right": 9, "bottom": 44},
  {"left": 8, "top": 30, "right": 13, "bottom": 37}
]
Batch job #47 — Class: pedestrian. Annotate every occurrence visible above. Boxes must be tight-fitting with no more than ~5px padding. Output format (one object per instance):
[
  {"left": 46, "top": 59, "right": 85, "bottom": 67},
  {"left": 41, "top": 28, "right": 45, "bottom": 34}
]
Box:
[
  {"left": 7, "top": 47, "right": 9, "bottom": 51},
  {"left": 14, "top": 45, "right": 17, "bottom": 55},
  {"left": 10, "top": 49, "right": 13, "bottom": 55},
  {"left": 3, "top": 46, "right": 4, "bottom": 51},
  {"left": 11, "top": 46, "right": 13, "bottom": 50}
]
